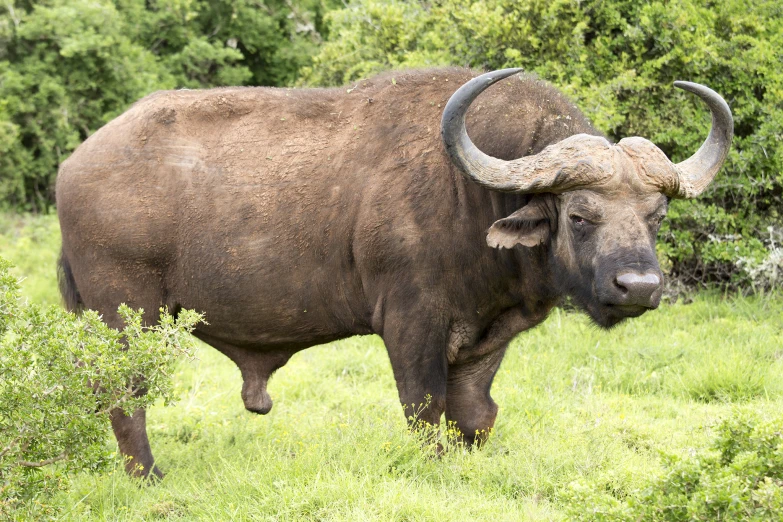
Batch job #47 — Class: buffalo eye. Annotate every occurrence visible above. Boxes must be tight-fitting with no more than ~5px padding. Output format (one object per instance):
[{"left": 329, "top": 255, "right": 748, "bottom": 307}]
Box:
[{"left": 570, "top": 215, "right": 589, "bottom": 227}]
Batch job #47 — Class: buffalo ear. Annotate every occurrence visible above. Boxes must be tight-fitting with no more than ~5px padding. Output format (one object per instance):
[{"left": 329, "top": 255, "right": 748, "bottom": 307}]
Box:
[{"left": 487, "top": 199, "right": 552, "bottom": 249}]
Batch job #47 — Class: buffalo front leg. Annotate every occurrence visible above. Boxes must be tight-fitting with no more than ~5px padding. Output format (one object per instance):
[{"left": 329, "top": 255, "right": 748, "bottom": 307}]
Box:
[
  {"left": 445, "top": 346, "right": 507, "bottom": 447},
  {"left": 381, "top": 311, "right": 449, "bottom": 435},
  {"left": 446, "top": 305, "right": 550, "bottom": 446}
]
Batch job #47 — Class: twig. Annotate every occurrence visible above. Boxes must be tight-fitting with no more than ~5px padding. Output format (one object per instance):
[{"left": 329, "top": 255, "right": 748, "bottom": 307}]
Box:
[
  {"left": 93, "top": 384, "right": 142, "bottom": 417},
  {"left": 0, "top": 434, "right": 24, "bottom": 459},
  {"left": 16, "top": 452, "right": 68, "bottom": 468},
  {"left": 4, "top": 2, "right": 20, "bottom": 28}
]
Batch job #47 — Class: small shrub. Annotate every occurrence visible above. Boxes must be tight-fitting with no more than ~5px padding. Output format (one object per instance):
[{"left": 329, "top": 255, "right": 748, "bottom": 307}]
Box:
[
  {"left": 0, "top": 257, "right": 202, "bottom": 518},
  {"left": 563, "top": 411, "right": 783, "bottom": 520},
  {"left": 737, "top": 227, "right": 783, "bottom": 291}
]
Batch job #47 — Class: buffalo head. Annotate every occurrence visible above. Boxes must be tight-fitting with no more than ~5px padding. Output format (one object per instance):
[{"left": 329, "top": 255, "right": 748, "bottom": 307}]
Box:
[{"left": 442, "top": 69, "right": 733, "bottom": 327}]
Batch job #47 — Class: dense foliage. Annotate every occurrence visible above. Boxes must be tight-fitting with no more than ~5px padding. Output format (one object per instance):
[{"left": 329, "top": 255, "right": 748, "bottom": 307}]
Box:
[
  {"left": 302, "top": 0, "right": 783, "bottom": 289},
  {"left": 0, "top": 0, "right": 336, "bottom": 211},
  {"left": 0, "top": 257, "right": 201, "bottom": 517},
  {"left": 565, "top": 412, "right": 783, "bottom": 520}
]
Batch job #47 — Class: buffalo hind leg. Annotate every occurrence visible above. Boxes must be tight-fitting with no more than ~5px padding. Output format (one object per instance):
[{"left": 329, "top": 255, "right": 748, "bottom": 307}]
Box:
[
  {"left": 99, "top": 298, "right": 165, "bottom": 479},
  {"left": 110, "top": 407, "right": 162, "bottom": 479},
  {"left": 75, "top": 265, "right": 166, "bottom": 479},
  {"left": 446, "top": 346, "right": 507, "bottom": 447}
]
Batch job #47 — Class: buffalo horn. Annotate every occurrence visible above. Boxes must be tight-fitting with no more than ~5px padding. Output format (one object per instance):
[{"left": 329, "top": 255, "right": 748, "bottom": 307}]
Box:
[
  {"left": 441, "top": 69, "right": 611, "bottom": 193},
  {"left": 671, "top": 81, "right": 733, "bottom": 198},
  {"left": 442, "top": 70, "right": 734, "bottom": 197}
]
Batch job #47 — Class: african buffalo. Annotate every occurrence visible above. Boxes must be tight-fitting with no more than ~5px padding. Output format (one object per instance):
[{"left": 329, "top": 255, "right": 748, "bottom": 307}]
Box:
[{"left": 56, "top": 68, "right": 732, "bottom": 478}]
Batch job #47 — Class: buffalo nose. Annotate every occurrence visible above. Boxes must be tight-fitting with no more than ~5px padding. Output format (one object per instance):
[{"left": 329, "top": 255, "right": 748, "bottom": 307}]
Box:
[{"left": 615, "top": 272, "right": 662, "bottom": 308}]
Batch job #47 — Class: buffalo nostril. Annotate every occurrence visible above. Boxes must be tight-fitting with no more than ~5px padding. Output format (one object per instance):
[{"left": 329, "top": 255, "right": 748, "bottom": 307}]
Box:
[
  {"left": 616, "top": 272, "right": 660, "bottom": 288},
  {"left": 615, "top": 272, "right": 662, "bottom": 307}
]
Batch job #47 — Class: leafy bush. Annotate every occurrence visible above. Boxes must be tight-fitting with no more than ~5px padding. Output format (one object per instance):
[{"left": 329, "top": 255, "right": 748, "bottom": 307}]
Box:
[
  {"left": 0, "top": 257, "right": 201, "bottom": 518},
  {"left": 564, "top": 411, "right": 783, "bottom": 520},
  {"left": 302, "top": 0, "right": 783, "bottom": 289},
  {"left": 0, "top": 0, "right": 336, "bottom": 211},
  {"left": 116, "top": 0, "right": 340, "bottom": 89}
]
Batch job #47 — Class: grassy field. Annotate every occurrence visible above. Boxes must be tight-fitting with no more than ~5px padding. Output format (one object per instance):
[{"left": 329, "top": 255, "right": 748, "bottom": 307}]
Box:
[
  {"left": 0, "top": 212, "right": 61, "bottom": 306},
  {"left": 4, "top": 214, "right": 783, "bottom": 520}
]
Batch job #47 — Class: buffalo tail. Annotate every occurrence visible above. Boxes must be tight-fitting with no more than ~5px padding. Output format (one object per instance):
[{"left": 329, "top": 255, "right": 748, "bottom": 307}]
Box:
[{"left": 58, "top": 249, "right": 84, "bottom": 313}]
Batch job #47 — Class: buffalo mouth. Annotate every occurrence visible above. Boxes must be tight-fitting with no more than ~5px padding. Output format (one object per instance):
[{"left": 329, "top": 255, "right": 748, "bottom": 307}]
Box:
[
  {"left": 605, "top": 303, "right": 649, "bottom": 317},
  {"left": 579, "top": 276, "right": 661, "bottom": 328},
  {"left": 583, "top": 301, "right": 653, "bottom": 329}
]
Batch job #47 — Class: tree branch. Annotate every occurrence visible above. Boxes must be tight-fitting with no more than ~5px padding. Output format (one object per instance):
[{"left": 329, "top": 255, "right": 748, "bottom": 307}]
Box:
[
  {"left": 0, "top": 433, "right": 24, "bottom": 459},
  {"left": 16, "top": 451, "right": 68, "bottom": 468},
  {"left": 93, "top": 383, "right": 142, "bottom": 417}
]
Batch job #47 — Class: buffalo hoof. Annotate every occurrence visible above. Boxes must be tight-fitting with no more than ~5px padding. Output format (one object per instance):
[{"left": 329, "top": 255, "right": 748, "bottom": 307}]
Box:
[{"left": 125, "top": 459, "right": 164, "bottom": 482}]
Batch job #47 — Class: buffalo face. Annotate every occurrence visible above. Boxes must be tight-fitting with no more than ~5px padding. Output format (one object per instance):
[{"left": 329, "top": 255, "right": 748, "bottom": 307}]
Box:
[
  {"left": 486, "top": 182, "right": 668, "bottom": 328},
  {"left": 556, "top": 187, "right": 667, "bottom": 327}
]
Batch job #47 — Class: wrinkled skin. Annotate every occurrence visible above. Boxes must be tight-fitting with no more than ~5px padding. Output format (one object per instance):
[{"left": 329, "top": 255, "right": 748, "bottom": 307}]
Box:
[{"left": 58, "top": 68, "right": 674, "bottom": 477}]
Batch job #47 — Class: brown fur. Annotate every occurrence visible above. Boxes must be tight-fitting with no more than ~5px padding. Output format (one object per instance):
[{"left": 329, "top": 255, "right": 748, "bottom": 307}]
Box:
[{"left": 57, "top": 68, "right": 668, "bottom": 477}]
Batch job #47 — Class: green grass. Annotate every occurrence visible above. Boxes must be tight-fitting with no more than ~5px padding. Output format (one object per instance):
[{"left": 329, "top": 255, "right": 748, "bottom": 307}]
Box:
[
  {"left": 0, "top": 212, "right": 61, "bottom": 306},
  {"left": 4, "top": 213, "right": 783, "bottom": 520}
]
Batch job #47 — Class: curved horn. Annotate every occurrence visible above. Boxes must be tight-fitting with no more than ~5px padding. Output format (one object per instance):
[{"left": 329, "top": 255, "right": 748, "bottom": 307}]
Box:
[
  {"left": 441, "top": 69, "right": 612, "bottom": 193},
  {"left": 441, "top": 68, "right": 524, "bottom": 192},
  {"left": 671, "top": 81, "right": 733, "bottom": 198}
]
